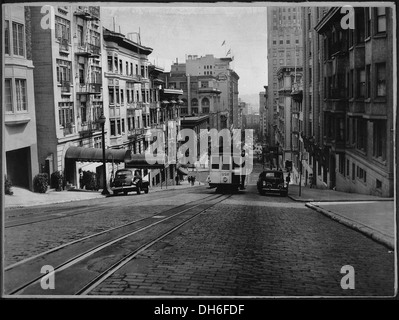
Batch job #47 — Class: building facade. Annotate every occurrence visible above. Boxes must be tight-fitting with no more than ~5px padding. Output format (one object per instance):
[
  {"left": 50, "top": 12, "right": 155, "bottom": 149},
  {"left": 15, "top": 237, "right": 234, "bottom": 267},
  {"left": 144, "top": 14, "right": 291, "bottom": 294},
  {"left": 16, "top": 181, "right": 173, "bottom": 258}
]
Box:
[
  {"left": 301, "top": 6, "right": 394, "bottom": 197},
  {"left": 4, "top": 5, "right": 39, "bottom": 190},
  {"left": 266, "top": 6, "right": 303, "bottom": 148},
  {"left": 29, "top": 6, "right": 104, "bottom": 187},
  {"left": 164, "top": 55, "right": 239, "bottom": 131},
  {"left": 276, "top": 66, "right": 303, "bottom": 169}
]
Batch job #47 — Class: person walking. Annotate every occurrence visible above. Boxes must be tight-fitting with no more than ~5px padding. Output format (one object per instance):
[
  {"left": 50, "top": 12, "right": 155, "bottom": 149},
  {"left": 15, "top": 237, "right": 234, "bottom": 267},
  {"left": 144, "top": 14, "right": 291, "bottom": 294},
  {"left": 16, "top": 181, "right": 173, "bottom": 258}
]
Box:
[
  {"left": 191, "top": 176, "right": 195, "bottom": 186},
  {"left": 188, "top": 176, "right": 192, "bottom": 185}
]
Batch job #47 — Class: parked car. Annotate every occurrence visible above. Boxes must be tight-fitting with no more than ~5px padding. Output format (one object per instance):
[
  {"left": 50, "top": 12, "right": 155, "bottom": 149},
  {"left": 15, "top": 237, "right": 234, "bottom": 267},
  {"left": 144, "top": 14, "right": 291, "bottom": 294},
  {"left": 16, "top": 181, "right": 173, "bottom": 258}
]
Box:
[
  {"left": 110, "top": 169, "right": 149, "bottom": 195},
  {"left": 257, "top": 170, "right": 288, "bottom": 196}
]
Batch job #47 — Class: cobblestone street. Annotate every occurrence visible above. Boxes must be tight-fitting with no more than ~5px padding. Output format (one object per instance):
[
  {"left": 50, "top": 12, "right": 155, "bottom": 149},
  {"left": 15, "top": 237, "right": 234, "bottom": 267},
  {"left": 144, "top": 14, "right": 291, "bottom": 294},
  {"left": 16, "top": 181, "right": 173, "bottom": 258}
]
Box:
[{"left": 88, "top": 186, "right": 394, "bottom": 296}]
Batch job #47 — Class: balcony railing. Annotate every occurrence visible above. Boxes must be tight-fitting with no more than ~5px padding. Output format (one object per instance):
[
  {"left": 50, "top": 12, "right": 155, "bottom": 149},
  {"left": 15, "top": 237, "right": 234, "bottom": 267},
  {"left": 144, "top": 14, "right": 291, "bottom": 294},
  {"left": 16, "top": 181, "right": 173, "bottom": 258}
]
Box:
[
  {"left": 76, "top": 83, "right": 102, "bottom": 95},
  {"left": 63, "top": 123, "right": 75, "bottom": 135},
  {"left": 74, "top": 6, "right": 100, "bottom": 20},
  {"left": 79, "top": 121, "right": 101, "bottom": 136},
  {"left": 75, "top": 42, "right": 101, "bottom": 57},
  {"left": 61, "top": 81, "right": 71, "bottom": 93},
  {"left": 128, "top": 128, "right": 145, "bottom": 139},
  {"left": 59, "top": 38, "right": 69, "bottom": 53}
]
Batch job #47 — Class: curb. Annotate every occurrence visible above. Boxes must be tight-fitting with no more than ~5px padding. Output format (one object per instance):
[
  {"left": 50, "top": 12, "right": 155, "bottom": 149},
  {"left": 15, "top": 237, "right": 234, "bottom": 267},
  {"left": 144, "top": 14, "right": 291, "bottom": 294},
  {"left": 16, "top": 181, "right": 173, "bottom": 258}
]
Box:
[
  {"left": 305, "top": 203, "right": 394, "bottom": 250},
  {"left": 288, "top": 195, "right": 394, "bottom": 203},
  {"left": 5, "top": 184, "right": 205, "bottom": 209}
]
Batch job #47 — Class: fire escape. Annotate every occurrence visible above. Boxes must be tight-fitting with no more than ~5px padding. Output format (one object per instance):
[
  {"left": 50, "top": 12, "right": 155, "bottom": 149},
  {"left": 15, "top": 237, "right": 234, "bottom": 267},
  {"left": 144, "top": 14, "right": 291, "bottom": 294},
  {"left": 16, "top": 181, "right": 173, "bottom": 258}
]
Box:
[{"left": 74, "top": 7, "right": 103, "bottom": 144}]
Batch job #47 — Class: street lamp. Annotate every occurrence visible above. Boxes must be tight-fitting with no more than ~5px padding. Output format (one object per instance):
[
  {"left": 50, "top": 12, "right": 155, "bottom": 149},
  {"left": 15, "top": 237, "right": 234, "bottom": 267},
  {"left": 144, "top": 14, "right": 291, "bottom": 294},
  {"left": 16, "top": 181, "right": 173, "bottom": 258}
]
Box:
[{"left": 98, "top": 113, "right": 110, "bottom": 195}]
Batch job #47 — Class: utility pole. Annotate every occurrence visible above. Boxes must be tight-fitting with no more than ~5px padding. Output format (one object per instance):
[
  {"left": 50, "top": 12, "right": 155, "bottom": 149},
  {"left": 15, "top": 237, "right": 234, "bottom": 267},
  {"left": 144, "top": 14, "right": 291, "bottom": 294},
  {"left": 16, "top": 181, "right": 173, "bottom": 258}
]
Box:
[{"left": 298, "top": 152, "right": 302, "bottom": 197}]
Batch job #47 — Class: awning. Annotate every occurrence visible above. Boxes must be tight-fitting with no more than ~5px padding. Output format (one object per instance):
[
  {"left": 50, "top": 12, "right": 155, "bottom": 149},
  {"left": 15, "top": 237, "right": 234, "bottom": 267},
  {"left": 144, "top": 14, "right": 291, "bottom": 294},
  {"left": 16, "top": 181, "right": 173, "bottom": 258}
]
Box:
[
  {"left": 65, "top": 146, "right": 130, "bottom": 163},
  {"left": 177, "top": 166, "right": 188, "bottom": 175},
  {"left": 125, "top": 153, "right": 166, "bottom": 169}
]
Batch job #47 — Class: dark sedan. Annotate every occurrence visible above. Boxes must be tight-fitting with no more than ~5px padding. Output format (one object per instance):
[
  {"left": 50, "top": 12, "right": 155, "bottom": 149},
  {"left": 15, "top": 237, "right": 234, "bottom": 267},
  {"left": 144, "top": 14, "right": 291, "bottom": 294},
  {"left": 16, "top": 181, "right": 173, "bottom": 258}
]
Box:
[
  {"left": 111, "top": 169, "right": 149, "bottom": 195},
  {"left": 257, "top": 170, "right": 288, "bottom": 196}
]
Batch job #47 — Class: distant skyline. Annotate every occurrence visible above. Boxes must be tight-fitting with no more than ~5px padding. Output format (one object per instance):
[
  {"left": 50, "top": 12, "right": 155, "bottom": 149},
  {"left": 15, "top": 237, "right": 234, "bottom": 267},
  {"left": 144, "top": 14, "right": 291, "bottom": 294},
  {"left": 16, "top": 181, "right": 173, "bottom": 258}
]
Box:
[{"left": 101, "top": 4, "right": 268, "bottom": 106}]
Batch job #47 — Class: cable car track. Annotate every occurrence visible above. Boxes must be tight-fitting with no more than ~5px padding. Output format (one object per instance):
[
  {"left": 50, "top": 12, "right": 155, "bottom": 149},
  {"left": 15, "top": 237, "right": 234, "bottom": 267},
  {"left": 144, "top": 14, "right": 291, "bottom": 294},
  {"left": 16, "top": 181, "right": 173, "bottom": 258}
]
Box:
[{"left": 5, "top": 193, "right": 231, "bottom": 295}]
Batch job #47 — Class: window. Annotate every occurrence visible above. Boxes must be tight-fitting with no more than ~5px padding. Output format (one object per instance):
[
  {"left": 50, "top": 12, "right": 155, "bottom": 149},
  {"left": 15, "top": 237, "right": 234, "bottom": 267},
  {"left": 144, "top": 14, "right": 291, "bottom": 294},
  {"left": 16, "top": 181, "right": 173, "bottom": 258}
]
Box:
[
  {"left": 346, "top": 159, "right": 350, "bottom": 176},
  {"left": 55, "top": 16, "right": 70, "bottom": 42},
  {"left": 109, "top": 87, "right": 114, "bottom": 104},
  {"left": 356, "top": 118, "right": 368, "bottom": 152},
  {"left": 130, "top": 63, "right": 133, "bottom": 76},
  {"left": 273, "top": 40, "right": 277, "bottom": 45},
  {"left": 295, "top": 39, "right": 299, "bottom": 44},
  {"left": 355, "top": 8, "right": 365, "bottom": 43},
  {"left": 126, "top": 62, "right": 129, "bottom": 75},
  {"left": 58, "top": 102, "right": 74, "bottom": 127},
  {"left": 375, "top": 7, "right": 387, "bottom": 33},
  {"left": 365, "top": 7, "right": 372, "bottom": 38},
  {"left": 357, "top": 166, "right": 367, "bottom": 182},
  {"left": 77, "top": 25, "right": 83, "bottom": 46},
  {"left": 56, "top": 59, "right": 72, "bottom": 83},
  {"left": 366, "top": 65, "right": 371, "bottom": 98},
  {"left": 121, "top": 89, "right": 124, "bottom": 104},
  {"left": 80, "top": 102, "right": 87, "bottom": 123},
  {"left": 119, "top": 60, "right": 123, "bottom": 74},
  {"left": 357, "top": 69, "right": 366, "bottom": 98},
  {"left": 286, "top": 40, "right": 290, "bottom": 44},
  {"left": 5, "top": 20, "right": 10, "bottom": 55},
  {"left": 373, "top": 120, "right": 386, "bottom": 160},
  {"left": 12, "top": 22, "right": 25, "bottom": 57},
  {"left": 376, "top": 63, "right": 386, "bottom": 97},
  {"left": 280, "top": 40, "right": 283, "bottom": 44},
  {"left": 352, "top": 163, "right": 355, "bottom": 180},
  {"left": 376, "top": 179, "right": 382, "bottom": 189},
  {"left": 116, "top": 88, "right": 120, "bottom": 104},
  {"left": 5, "top": 79, "right": 13, "bottom": 112},
  {"left": 339, "top": 154, "right": 345, "bottom": 175},
  {"left": 15, "top": 79, "right": 27, "bottom": 112}
]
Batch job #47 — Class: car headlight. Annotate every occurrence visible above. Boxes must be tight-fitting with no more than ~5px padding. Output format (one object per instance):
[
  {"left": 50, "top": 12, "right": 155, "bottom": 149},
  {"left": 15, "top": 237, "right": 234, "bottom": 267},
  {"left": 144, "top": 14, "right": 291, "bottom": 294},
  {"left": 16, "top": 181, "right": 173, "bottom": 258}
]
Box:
[{"left": 263, "top": 181, "right": 266, "bottom": 186}]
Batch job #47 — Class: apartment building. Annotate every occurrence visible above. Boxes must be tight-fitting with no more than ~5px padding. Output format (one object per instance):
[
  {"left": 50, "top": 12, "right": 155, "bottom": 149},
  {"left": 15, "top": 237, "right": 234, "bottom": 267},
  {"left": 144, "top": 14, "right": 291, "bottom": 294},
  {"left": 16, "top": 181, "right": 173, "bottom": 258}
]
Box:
[
  {"left": 266, "top": 6, "right": 303, "bottom": 148},
  {"left": 276, "top": 66, "right": 303, "bottom": 169},
  {"left": 4, "top": 5, "right": 39, "bottom": 190},
  {"left": 301, "top": 6, "right": 394, "bottom": 197},
  {"left": 28, "top": 6, "right": 107, "bottom": 187}
]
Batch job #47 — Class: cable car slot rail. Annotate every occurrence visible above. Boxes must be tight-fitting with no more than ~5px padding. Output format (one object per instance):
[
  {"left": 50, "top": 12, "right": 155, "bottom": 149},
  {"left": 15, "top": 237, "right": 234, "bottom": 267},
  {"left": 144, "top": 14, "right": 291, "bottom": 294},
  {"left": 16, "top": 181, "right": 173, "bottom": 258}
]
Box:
[
  {"left": 5, "top": 193, "right": 230, "bottom": 295},
  {"left": 5, "top": 187, "right": 205, "bottom": 228}
]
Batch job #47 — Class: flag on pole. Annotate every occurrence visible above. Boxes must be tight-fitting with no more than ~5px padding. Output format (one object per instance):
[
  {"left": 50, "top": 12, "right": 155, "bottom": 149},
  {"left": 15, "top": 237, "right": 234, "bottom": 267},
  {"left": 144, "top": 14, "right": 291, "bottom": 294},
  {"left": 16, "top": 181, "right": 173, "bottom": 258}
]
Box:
[
  {"left": 221, "top": 40, "right": 226, "bottom": 46},
  {"left": 226, "top": 49, "right": 231, "bottom": 56}
]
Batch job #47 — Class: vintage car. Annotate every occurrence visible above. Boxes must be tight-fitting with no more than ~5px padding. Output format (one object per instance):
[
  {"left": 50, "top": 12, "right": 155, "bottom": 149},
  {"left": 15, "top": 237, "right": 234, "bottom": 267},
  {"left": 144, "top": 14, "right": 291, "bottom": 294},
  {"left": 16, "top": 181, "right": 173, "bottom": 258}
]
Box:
[
  {"left": 110, "top": 169, "right": 149, "bottom": 195},
  {"left": 257, "top": 170, "right": 288, "bottom": 196}
]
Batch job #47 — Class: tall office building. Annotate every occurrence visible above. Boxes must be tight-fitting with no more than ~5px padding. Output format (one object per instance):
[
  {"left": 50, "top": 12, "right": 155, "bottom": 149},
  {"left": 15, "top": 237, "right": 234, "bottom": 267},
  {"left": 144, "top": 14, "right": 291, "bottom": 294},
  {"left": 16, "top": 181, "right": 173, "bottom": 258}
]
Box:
[
  {"left": 266, "top": 6, "right": 303, "bottom": 148},
  {"left": 164, "top": 54, "right": 239, "bottom": 131}
]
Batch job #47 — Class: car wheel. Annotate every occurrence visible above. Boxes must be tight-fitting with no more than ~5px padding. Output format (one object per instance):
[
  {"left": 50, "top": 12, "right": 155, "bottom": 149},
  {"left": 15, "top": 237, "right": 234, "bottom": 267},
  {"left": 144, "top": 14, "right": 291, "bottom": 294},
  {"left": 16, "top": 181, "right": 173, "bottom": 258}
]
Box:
[{"left": 124, "top": 191, "right": 128, "bottom": 195}]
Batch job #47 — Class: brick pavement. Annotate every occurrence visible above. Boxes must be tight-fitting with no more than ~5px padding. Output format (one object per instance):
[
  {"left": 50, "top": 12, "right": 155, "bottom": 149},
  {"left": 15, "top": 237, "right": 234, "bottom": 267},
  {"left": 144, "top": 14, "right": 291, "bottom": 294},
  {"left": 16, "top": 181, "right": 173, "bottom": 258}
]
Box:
[{"left": 89, "top": 195, "right": 395, "bottom": 297}]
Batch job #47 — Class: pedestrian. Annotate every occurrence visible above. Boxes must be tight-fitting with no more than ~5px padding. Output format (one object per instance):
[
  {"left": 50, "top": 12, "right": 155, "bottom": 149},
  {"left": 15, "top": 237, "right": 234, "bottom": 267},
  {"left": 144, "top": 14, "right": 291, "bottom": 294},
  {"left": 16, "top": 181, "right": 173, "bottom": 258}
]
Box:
[
  {"left": 79, "top": 168, "right": 84, "bottom": 189},
  {"left": 188, "top": 176, "right": 192, "bottom": 185},
  {"left": 133, "top": 170, "right": 142, "bottom": 194},
  {"left": 192, "top": 176, "right": 195, "bottom": 186},
  {"left": 175, "top": 175, "right": 179, "bottom": 185},
  {"left": 286, "top": 173, "right": 291, "bottom": 186},
  {"left": 309, "top": 173, "right": 314, "bottom": 188}
]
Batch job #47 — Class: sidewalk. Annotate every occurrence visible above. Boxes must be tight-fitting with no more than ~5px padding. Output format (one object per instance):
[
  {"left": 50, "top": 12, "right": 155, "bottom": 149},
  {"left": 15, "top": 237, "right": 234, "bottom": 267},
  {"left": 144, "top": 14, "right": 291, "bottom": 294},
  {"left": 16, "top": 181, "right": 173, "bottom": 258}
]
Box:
[
  {"left": 288, "top": 184, "right": 395, "bottom": 250},
  {"left": 4, "top": 182, "right": 204, "bottom": 209}
]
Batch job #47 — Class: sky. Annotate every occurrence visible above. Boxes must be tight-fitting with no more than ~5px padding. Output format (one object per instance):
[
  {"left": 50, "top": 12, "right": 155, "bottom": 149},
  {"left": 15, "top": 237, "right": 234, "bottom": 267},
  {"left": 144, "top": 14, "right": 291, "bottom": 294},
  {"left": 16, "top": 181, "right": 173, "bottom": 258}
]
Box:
[{"left": 101, "top": 4, "right": 269, "bottom": 108}]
